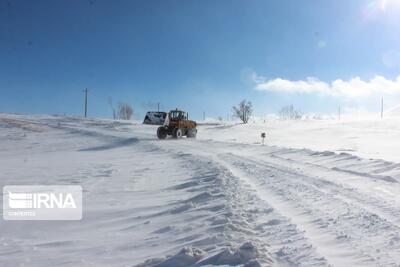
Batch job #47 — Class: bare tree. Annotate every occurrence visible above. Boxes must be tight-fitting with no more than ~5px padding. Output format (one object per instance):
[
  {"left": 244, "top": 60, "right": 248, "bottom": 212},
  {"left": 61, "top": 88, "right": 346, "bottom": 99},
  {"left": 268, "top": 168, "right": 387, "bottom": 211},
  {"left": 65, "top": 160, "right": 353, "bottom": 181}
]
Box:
[
  {"left": 232, "top": 99, "right": 253, "bottom": 123},
  {"left": 278, "top": 104, "right": 303, "bottom": 120},
  {"left": 117, "top": 102, "right": 134, "bottom": 120}
]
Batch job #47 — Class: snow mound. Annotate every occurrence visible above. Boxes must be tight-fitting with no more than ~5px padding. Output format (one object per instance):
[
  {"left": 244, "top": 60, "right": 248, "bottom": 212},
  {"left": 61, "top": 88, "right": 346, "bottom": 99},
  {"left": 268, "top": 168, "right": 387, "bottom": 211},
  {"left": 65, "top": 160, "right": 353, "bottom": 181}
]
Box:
[
  {"left": 141, "top": 247, "right": 204, "bottom": 267},
  {"left": 195, "top": 242, "right": 260, "bottom": 266},
  {"left": 135, "top": 242, "right": 270, "bottom": 267}
]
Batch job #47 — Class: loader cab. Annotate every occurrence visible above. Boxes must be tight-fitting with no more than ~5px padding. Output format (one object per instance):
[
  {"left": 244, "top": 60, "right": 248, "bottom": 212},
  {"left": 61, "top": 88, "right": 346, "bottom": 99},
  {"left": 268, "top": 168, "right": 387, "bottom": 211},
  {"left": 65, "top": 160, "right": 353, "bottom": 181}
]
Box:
[{"left": 169, "top": 110, "right": 187, "bottom": 120}]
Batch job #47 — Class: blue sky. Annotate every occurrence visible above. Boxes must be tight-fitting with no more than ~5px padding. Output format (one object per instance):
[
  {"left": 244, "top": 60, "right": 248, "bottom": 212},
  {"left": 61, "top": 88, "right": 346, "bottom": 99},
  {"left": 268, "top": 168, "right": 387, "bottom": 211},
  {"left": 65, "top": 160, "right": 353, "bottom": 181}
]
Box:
[{"left": 1, "top": 0, "right": 400, "bottom": 119}]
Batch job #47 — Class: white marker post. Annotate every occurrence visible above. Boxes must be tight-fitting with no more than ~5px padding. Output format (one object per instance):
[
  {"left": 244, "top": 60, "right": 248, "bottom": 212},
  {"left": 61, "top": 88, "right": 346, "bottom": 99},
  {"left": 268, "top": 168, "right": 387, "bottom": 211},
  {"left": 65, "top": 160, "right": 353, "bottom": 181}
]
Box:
[{"left": 261, "top": 132, "right": 266, "bottom": 146}]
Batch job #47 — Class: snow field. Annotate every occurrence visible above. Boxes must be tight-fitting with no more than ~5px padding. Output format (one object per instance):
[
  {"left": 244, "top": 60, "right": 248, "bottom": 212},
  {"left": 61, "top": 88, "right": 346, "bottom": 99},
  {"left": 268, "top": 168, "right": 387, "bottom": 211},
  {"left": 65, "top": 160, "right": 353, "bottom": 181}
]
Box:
[{"left": 1, "top": 113, "right": 400, "bottom": 266}]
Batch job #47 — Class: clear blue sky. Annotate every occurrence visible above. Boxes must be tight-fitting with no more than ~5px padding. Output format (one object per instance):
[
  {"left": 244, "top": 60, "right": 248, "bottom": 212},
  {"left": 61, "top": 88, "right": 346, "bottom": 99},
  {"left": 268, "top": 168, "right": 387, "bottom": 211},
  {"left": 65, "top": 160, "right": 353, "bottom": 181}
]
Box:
[{"left": 1, "top": 0, "right": 399, "bottom": 119}]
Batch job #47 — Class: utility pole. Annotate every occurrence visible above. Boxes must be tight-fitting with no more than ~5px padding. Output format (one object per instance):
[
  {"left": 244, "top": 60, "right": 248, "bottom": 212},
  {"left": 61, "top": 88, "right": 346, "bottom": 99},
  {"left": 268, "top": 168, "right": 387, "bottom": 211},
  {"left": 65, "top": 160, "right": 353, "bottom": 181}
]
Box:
[
  {"left": 381, "top": 98, "right": 384, "bottom": 119},
  {"left": 83, "top": 88, "right": 89, "bottom": 118},
  {"left": 338, "top": 105, "right": 341, "bottom": 121},
  {"left": 157, "top": 102, "right": 160, "bottom": 112},
  {"left": 203, "top": 111, "right": 205, "bottom": 121}
]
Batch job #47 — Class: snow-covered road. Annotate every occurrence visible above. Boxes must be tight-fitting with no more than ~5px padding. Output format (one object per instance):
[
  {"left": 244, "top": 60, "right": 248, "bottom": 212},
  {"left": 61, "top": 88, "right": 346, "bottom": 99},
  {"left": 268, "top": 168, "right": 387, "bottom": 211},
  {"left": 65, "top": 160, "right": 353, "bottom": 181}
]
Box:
[
  {"left": 1, "top": 114, "right": 400, "bottom": 266},
  {"left": 156, "top": 137, "right": 400, "bottom": 266}
]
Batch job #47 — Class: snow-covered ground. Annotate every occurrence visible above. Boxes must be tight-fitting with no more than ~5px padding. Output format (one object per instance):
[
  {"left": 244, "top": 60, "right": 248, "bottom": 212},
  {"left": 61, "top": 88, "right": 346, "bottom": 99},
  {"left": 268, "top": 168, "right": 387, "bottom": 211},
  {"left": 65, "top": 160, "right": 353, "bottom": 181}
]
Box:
[
  {"left": 199, "top": 117, "right": 400, "bottom": 162},
  {"left": 1, "top": 113, "right": 400, "bottom": 266}
]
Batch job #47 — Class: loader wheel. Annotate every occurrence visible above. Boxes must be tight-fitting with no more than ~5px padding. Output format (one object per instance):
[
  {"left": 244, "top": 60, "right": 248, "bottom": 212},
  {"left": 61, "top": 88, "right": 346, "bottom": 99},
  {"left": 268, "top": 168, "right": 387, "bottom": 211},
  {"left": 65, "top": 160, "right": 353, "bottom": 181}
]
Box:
[
  {"left": 173, "top": 128, "right": 183, "bottom": 138},
  {"left": 157, "top": 126, "right": 167, "bottom": 139},
  {"left": 187, "top": 128, "right": 197, "bottom": 138}
]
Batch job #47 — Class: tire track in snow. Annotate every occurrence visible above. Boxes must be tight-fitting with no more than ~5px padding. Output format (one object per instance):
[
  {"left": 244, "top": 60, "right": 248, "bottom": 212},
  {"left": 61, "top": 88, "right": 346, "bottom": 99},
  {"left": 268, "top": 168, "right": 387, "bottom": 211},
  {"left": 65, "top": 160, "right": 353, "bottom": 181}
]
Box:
[
  {"left": 214, "top": 153, "right": 367, "bottom": 266},
  {"left": 216, "top": 152, "right": 400, "bottom": 266},
  {"left": 267, "top": 152, "right": 400, "bottom": 228},
  {"left": 152, "top": 137, "right": 400, "bottom": 266}
]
